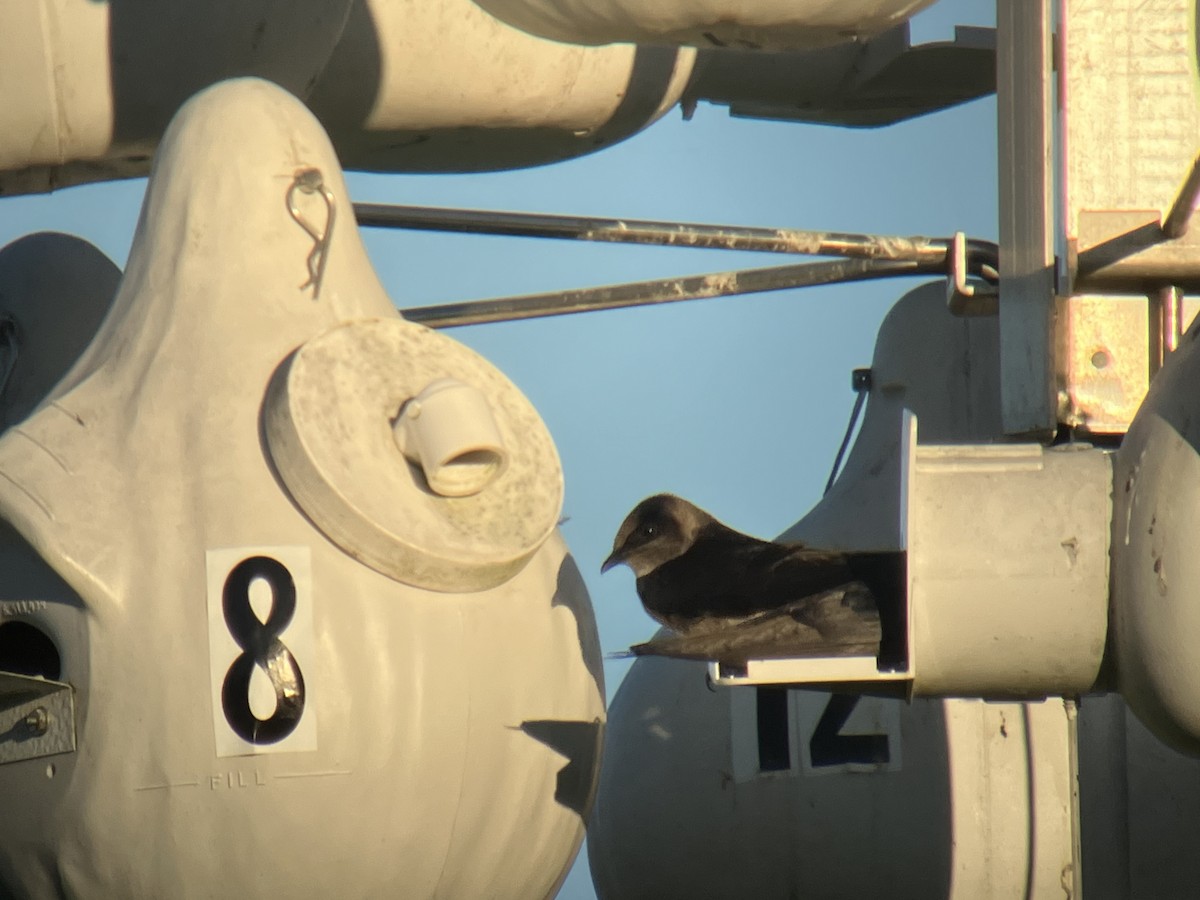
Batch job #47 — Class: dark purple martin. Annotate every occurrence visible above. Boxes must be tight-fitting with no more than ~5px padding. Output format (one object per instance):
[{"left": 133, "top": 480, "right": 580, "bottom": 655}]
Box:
[{"left": 601, "top": 494, "right": 882, "bottom": 661}]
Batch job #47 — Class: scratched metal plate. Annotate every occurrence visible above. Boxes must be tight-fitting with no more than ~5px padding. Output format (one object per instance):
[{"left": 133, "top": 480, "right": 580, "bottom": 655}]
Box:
[{"left": 0, "top": 672, "right": 75, "bottom": 764}]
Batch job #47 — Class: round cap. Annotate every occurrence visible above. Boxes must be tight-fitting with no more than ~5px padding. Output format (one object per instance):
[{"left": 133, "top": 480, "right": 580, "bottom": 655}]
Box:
[{"left": 264, "top": 318, "right": 563, "bottom": 592}]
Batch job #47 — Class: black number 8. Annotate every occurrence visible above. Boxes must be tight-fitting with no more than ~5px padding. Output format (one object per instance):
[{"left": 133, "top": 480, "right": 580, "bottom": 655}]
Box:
[{"left": 221, "top": 556, "right": 306, "bottom": 744}]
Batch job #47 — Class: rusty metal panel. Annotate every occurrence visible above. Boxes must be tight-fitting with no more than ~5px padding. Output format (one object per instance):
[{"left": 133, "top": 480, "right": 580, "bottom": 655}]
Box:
[{"left": 1056, "top": 294, "right": 1200, "bottom": 434}]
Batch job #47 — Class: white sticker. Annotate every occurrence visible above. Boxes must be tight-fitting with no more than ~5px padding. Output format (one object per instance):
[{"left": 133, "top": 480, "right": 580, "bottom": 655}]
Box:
[{"left": 206, "top": 546, "right": 317, "bottom": 757}]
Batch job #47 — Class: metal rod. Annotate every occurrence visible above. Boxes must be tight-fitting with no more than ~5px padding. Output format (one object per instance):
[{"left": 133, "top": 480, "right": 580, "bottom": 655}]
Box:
[
  {"left": 1162, "top": 152, "right": 1200, "bottom": 239},
  {"left": 1163, "top": 285, "right": 1184, "bottom": 354},
  {"left": 1148, "top": 291, "right": 1163, "bottom": 380},
  {"left": 1148, "top": 285, "right": 1184, "bottom": 379},
  {"left": 401, "top": 258, "right": 930, "bottom": 328},
  {"left": 354, "top": 202, "right": 1000, "bottom": 272}
]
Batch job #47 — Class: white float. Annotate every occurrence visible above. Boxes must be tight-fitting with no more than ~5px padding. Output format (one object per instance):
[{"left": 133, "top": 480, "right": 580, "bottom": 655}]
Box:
[
  {"left": 0, "top": 0, "right": 693, "bottom": 193},
  {"left": 475, "top": 0, "right": 935, "bottom": 50},
  {"left": 0, "top": 78, "right": 603, "bottom": 899}
]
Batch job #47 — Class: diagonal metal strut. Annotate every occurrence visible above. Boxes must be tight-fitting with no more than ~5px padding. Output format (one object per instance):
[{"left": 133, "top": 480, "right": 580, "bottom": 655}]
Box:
[{"left": 354, "top": 203, "right": 999, "bottom": 328}]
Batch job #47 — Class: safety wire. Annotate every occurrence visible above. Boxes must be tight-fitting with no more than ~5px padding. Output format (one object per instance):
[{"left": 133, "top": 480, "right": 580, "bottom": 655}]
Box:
[{"left": 824, "top": 368, "right": 872, "bottom": 495}]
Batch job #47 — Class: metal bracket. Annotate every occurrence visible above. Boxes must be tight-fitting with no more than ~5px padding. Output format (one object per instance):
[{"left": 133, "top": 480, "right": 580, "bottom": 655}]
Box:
[
  {"left": 0, "top": 672, "right": 76, "bottom": 764},
  {"left": 1071, "top": 153, "right": 1200, "bottom": 292},
  {"left": 706, "top": 654, "right": 908, "bottom": 690},
  {"left": 1074, "top": 210, "right": 1200, "bottom": 293}
]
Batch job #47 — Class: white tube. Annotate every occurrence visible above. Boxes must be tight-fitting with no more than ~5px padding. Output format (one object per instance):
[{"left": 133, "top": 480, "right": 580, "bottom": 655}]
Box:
[
  {"left": 473, "top": 0, "right": 936, "bottom": 51},
  {"left": 394, "top": 378, "right": 508, "bottom": 497}
]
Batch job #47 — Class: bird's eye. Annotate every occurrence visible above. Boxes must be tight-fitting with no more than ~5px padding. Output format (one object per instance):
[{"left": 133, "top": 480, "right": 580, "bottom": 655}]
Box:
[{"left": 640, "top": 523, "right": 657, "bottom": 538}]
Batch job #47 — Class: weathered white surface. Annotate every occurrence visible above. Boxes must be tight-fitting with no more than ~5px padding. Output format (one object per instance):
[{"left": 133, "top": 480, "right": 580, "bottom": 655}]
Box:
[
  {"left": 1111, "top": 315, "right": 1200, "bottom": 754},
  {"left": 0, "top": 79, "right": 603, "bottom": 898},
  {"left": 941, "top": 699, "right": 1076, "bottom": 899},
  {"left": 0, "top": 0, "right": 353, "bottom": 185},
  {"left": 590, "top": 649, "right": 1076, "bottom": 899},
  {"left": 1064, "top": 0, "right": 1200, "bottom": 231},
  {"left": 0, "top": 0, "right": 692, "bottom": 193},
  {"left": 909, "top": 442, "right": 1110, "bottom": 697},
  {"left": 477, "top": 0, "right": 934, "bottom": 50}
]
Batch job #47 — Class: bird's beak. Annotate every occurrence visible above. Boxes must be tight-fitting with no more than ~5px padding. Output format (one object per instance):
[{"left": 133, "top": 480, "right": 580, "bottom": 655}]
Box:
[{"left": 600, "top": 551, "right": 623, "bottom": 574}]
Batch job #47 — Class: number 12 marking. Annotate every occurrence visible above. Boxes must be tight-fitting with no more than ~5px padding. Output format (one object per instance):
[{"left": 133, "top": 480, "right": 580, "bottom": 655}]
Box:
[
  {"left": 795, "top": 691, "right": 902, "bottom": 774},
  {"left": 809, "top": 694, "right": 891, "bottom": 768}
]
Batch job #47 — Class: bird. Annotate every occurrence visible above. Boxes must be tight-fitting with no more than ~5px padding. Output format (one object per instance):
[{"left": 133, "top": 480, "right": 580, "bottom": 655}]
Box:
[{"left": 601, "top": 493, "right": 885, "bottom": 662}]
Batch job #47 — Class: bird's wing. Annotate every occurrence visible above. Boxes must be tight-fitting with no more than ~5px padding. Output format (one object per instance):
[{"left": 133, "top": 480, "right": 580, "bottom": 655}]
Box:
[
  {"left": 631, "top": 582, "right": 881, "bottom": 665},
  {"left": 761, "top": 546, "right": 858, "bottom": 598},
  {"left": 640, "top": 527, "right": 859, "bottom": 621},
  {"left": 756, "top": 581, "right": 880, "bottom": 642}
]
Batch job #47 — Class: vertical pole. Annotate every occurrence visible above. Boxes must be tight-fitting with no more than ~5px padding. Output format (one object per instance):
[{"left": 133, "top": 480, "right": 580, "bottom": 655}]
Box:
[{"left": 997, "top": 2, "right": 1057, "bottom": 437}]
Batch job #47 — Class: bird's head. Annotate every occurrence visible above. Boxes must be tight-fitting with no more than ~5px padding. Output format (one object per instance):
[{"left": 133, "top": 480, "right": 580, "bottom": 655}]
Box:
[{"left": 601, "top": 493, "right": 713, "bottom": 578}]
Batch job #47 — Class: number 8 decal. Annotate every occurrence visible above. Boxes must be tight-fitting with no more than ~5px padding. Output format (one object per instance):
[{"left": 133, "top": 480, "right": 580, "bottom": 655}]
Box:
[
  {"left": 206, "top": 546, "right": 318, "bottom": 757},
  {"left": 221, "top": 556, "right": 306, "bottom": 744}
]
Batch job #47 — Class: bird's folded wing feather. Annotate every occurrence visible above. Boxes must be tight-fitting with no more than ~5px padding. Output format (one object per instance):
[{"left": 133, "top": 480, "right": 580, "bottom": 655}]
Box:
[
  {"left": 640, "top": 537, "right": 858, "bottom": 621},
  {"left": 630, "top": 581, "right": 881, "bottom": 665}
]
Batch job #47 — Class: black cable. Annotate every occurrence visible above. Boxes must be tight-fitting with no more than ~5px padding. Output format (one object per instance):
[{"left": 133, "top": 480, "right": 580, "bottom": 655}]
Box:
[{"left": 824, "top": 368, "right": 872, "bottom": 495}]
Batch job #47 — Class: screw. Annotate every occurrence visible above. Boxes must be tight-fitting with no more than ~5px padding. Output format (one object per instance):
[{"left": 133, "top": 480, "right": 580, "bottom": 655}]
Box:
[{"left": 23, "top": 707, "right": 48, "bottom": 736}]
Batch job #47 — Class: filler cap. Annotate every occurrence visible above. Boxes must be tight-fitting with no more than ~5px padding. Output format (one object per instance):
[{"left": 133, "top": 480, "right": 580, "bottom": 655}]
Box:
[{"left": 264, "top": 318, "right": 563, "bottom": 592}]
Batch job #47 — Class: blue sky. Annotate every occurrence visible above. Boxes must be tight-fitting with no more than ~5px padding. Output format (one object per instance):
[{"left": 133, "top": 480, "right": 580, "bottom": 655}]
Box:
[{"left": 0, "top": 3, "right": 995, "bottom": 896}]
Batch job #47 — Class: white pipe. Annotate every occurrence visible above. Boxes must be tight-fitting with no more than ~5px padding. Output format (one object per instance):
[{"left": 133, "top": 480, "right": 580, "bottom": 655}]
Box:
[{"left": 394, "top": 378, "right": 508, "bottom": 497}]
